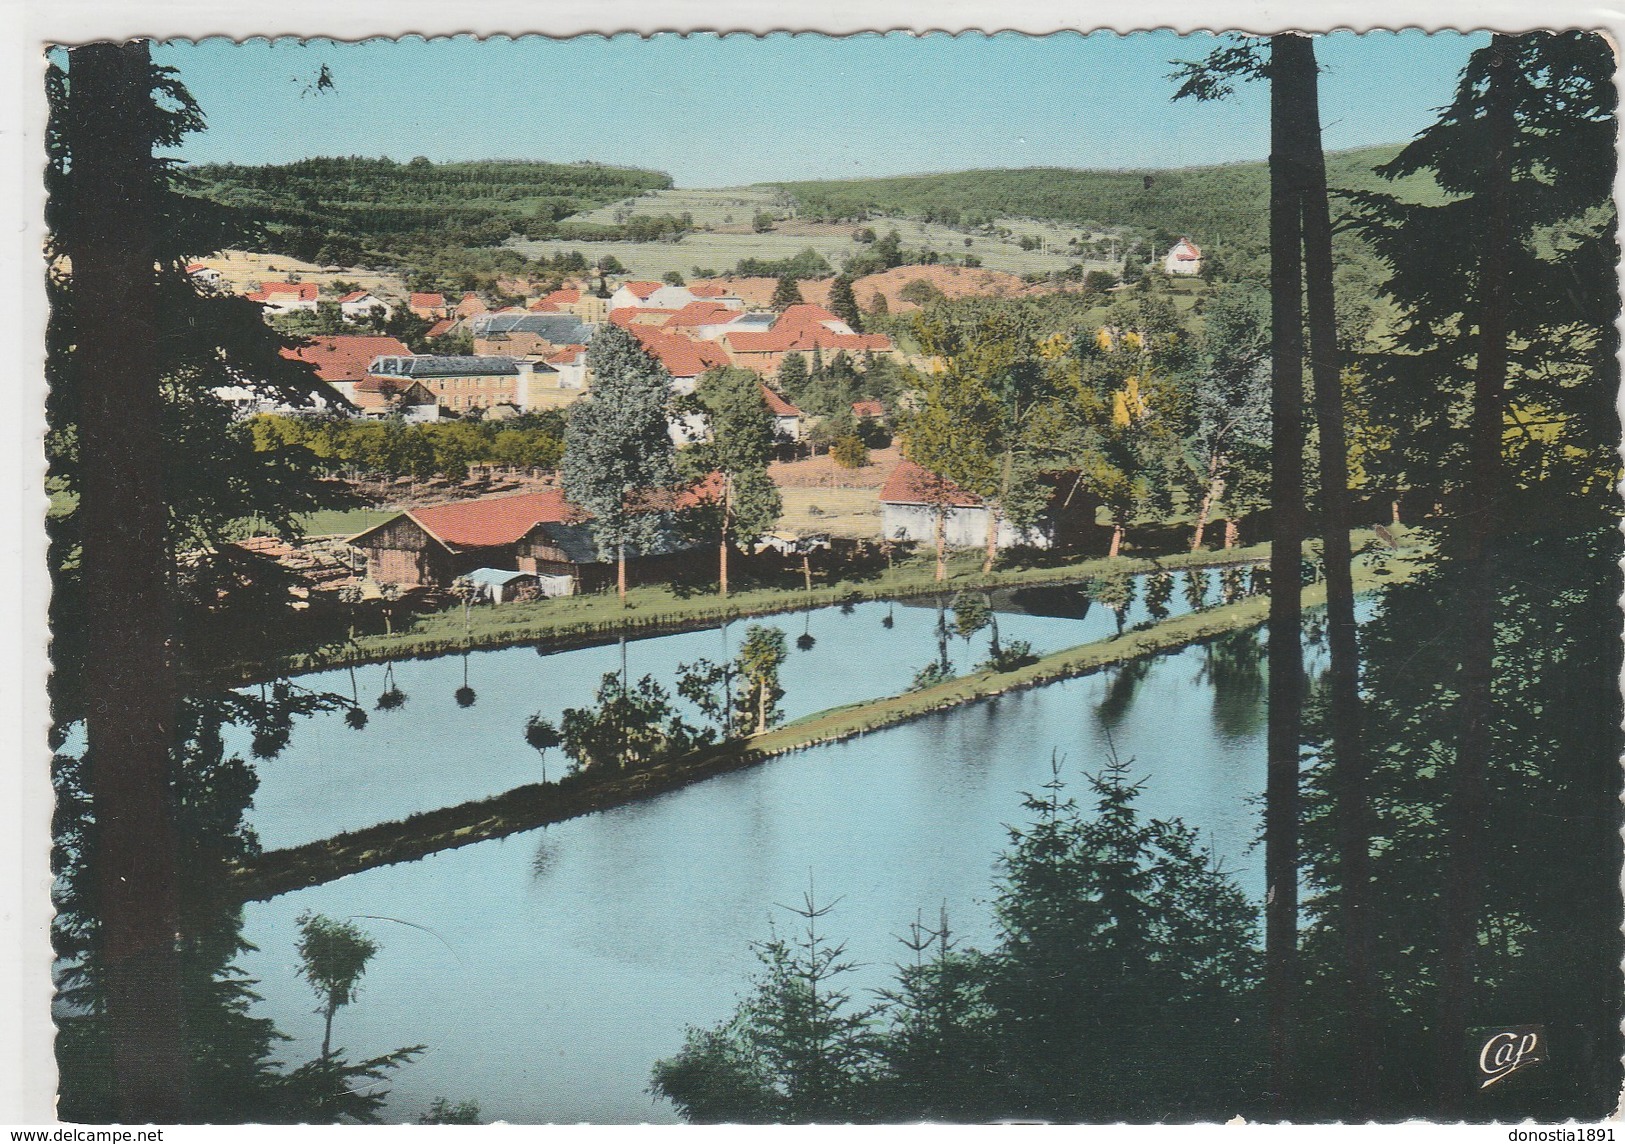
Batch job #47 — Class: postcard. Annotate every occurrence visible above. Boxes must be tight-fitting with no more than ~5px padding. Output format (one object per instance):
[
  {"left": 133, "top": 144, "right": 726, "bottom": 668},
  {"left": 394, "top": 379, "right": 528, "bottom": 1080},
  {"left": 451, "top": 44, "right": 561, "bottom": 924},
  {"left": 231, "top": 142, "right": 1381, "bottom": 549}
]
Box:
[{"left": 13, "top": 11, "right": 1623, "bottom": 1129}]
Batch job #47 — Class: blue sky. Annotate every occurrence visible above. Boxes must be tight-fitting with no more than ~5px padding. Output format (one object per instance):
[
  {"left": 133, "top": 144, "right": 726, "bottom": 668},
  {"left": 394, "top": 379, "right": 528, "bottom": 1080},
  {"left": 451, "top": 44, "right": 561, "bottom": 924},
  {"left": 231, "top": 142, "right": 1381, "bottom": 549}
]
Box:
[{"left": 150, "top": 32, "right": 1488, "bottom": 186}]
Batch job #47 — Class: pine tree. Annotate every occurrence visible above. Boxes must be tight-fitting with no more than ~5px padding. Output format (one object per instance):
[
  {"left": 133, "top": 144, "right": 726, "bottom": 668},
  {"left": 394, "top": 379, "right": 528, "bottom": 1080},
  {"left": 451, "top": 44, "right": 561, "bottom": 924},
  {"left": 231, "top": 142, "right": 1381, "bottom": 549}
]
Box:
[
  {"left": 776, "top": 352, "right": 810, "bottom": 401},
  {"left": 828, "top": 273, "right": 864, "bottom": 332},
  {"left": 651, "top": 889, "right": 882, "bottom": 1122},
  {"left": 986, "top": 753, "right": 1264, "bottom": 1119},
  {"left": 47, "top": 42, "right": 342, "bottom": 1120},
  {"left": 770, "top": 272, "right": 804, "bottom": 311}
]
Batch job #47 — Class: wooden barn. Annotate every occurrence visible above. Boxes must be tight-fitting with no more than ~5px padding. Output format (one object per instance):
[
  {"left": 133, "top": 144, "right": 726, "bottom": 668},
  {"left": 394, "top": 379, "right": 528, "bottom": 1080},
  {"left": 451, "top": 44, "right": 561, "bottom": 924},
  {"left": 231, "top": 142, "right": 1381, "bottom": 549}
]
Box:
[{"left": 347, "top": 488, "right": 712, "bottom": 595}]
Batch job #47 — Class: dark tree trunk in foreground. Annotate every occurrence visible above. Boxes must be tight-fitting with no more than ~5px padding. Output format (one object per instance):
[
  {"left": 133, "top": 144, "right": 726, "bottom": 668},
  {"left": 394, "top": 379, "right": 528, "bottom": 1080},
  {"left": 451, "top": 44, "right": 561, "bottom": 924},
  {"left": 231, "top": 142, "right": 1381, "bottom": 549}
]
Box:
[
  {"left": 1265, "top": 33, "right": 1310, "bottom": 1112},
  {"left": 1292, "top": 36, "right": 1377, "bottom": 1111},
  {"left": 65, "top": 40, "right": 190, "bottom": 1122},
  {"left": 1437, "top": 33, "right": 1515, "bottom": 1110}
]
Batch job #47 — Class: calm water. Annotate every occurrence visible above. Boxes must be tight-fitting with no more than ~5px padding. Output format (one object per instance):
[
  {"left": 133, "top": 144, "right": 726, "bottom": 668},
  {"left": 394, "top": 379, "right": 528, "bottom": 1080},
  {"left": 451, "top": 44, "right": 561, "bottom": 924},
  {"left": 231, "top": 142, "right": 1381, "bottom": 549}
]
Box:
[
  {"left": 233, "top": 597, "right": 1330, "bottom": 1124},
  {"left": 239, "top": 569, "right": 1246, "bottom": 849}
]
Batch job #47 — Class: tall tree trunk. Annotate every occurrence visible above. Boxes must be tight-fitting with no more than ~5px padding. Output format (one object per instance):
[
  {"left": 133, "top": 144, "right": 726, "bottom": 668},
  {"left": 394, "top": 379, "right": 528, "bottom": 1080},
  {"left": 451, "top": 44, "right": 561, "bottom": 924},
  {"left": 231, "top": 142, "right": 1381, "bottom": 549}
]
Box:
[
  {"left": 1294, "top": 33, "right": 1377, "bottom": 1112},
  {"left": 1437, "top": 32, "right": 1515, "bottom": 1110},
  {"left": 1265, "top": 33, "right": 1311, "bottom": 1113},
  {"left": 719, "top": 474, "right": 731, "bottom": 599},
  {"left": 934, "top": 505, "right": 947, "bottom": 581},
  {"left": 984, "top": 447, "right": 1013, "bottom": 574},
  {"left": 67, "top": 40, "right": 190, "bottom": 1122},
  {"left": 1191, "top": 454, "right": 1223, "bottom": 551},
  {"left": 1108, "top": 522, "right": 1124, "bottom": 559},
  {"left": 983, "top": 503, "right": 999, "bottom": 575},
  {"left": 617, "top": 541, "right": 627, "bottom": 604},
  {"left": 1224, "top": 517, "right": 1239, "bottom": 549}
]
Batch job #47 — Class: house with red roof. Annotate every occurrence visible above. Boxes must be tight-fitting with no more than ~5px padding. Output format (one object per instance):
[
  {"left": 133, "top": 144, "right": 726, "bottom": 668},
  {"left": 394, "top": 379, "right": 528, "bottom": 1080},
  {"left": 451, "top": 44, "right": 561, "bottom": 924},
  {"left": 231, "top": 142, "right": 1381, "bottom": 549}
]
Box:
[
  {"left": 338, "top": 290, "right": 393, "bottom": 324},
  {"left": 536, "top": 286, "right": 609, "bottom": 323},
  {"left": 186, "top": 263, "right": 225, "bottom": 289},
  {"left": 454, "top": 291, "right": 489, "bottom": 320},
  {"left": 1163, "top": 238, "right": 1203, "bottom": 276},
  {"left": 758, "top": 384, "right": 804, "bottom": 442},
  {"left": 607, "top": 281, "right": 665, "bottom": 310},
  {"left": 347, "top": 376, "right": 441, "bottom": 422},
  {"left": 720, "top": 303, "right": 894, "bottom": 377},
  {"left": 879, "top": 460, "right": 1104, "bottom": 553},
  {"left": 409, "top": 292, "right": 450, "bottom": 320},
  {"left": 277, "top": 334, "right": 414, "bottom": 404},
  {"left": 347, "top": 486, "right": 712, "bottom": 594},
  {"left": 610, "top": 282, "right": 744, "bottom": 313},
  {"left": 245, "top": 280, "right": 320, "bottom": 314},
  {"left": 851, "top": 399, "right": 887, "bottom": 424},
  {"left": 625, "top": 326, "right": 731, "bottom": 394}
]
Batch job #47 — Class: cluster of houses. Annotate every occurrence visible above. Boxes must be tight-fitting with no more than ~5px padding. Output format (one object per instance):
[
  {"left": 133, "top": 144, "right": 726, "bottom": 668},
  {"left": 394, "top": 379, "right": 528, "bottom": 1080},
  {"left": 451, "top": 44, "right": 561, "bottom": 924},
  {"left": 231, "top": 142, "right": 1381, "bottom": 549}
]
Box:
[
  {"left": 206, "top": 265, "right": 900, "bottom": 445},
  {"left": 339, "top": 457, "right": 1109, "bottom": 599},
  {"left": 203, "top": 244, "right": 1207, "bottom": 598}
]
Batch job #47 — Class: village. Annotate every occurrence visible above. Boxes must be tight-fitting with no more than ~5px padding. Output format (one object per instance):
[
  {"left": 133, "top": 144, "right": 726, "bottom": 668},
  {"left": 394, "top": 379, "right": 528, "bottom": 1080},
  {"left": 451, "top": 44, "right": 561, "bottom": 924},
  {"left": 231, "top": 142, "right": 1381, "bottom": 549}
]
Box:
[{"left": 191, "top": 236, "right": 1208, "bottom": 627}]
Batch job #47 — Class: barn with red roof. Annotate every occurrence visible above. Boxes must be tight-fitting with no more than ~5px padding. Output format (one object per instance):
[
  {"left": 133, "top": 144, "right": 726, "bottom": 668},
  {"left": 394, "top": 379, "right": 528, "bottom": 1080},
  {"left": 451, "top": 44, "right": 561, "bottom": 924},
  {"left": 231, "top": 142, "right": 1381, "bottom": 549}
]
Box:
[{"left": 348, "top": 485, "right": 716, "bottom": 594}]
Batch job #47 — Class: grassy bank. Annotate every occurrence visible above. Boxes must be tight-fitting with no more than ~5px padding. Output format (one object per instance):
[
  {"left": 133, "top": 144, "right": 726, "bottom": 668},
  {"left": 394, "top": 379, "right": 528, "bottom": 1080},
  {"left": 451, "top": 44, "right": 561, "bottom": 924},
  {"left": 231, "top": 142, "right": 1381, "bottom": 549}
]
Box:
[
  {"left": 230, "top": 540, "right": 1419, "bottom": 901},
  {"left": 218, "top": 541, "right": 1281, "bottom": 689}
]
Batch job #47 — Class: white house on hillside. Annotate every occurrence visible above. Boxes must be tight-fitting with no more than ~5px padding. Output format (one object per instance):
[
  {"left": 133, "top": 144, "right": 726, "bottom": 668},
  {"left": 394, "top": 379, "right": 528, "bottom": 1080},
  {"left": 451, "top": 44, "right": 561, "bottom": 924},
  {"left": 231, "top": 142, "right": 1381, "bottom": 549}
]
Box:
[
  {"left": 1164, "top": 238, "right": 1203, "bottom": 276},
  {"left": 339, "top": 291, "right": 393, "bottom": 323}
]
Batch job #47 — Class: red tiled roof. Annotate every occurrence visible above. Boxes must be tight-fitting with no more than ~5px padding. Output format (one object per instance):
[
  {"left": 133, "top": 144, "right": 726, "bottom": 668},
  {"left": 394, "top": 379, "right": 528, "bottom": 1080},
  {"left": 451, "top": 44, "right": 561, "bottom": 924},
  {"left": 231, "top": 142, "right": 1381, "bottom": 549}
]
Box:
[
  {"left": 251, "top": 281, "right": 319, "bottom": 302},
  {"left": 425, "top": 319, "right": 456, "bottom": 338},
  {"left": 543, "top": 289, "right": 580, "bottom": 304},
  {"left": 628, "top": 326, "right": 730, "bottom": 378},
  {"left": 689, "top": 284, "right": 727, "bottom": 298},
  {"left": 759, "top": 384, "right": 801, "bottom": 418},
  {"left": 718, "top": 302, "right": 892, "bottom": 356},
  {"left": 410, "top": 292, "right": 447, "bottom": 309},
  {"left": 879, "top": 459, "right": 982, "bottom": 508},
  {"left": 546, "top": 344, "right": 587, "bottom": 364},
  {"left": 1172, "top": 239, "right": 1202, "bottom": 260},
  {"left": 402, "top": 490, "right": 585, "bottom": 549},
  {"left": 851, "top": 399, "right": 886, "bottom": 420},
  {"left": 609, "top": 307, "right": 679, "bottom": 327},
  {"left": 186, "top": 263, "right": 209, "bottom": 274},
  {"left": 623, "top": 281, "right": 663, "bottom": 299},
  {"left": 338, "top": 290, "right": 373, "bottom": 304},
  {"left": 778, "top": 303, "right": 843, "bottom": 329},
  {"left": 355, "top": 480, "right": 721, "bottom": 551},
  {"left": 529, "top": 300, "right": 562, "bottom": 312},
  {"left": 279, "top": 335, "right": 414, "bottom": 383},
  {"left": 663, "top": 301, "right": 743, "bottom": 328}
]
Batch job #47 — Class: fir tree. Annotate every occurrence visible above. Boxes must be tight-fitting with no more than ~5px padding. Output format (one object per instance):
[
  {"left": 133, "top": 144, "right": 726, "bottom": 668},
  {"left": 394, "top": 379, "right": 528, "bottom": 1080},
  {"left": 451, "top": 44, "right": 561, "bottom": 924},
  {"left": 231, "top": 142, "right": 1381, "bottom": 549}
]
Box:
[
  {"left": 828, "top": 273, "right": 864, "bottom": 332},
  {"left": 770, "top": 272, "right": 804, "bottom": 311},
  {"left": 776, "top": 352, "right": 810, "bottom": 401}
]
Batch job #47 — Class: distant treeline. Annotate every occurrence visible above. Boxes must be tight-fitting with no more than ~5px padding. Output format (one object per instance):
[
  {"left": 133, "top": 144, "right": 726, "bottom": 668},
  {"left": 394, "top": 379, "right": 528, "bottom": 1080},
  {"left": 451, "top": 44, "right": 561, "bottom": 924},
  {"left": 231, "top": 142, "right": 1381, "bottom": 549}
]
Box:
[
  {"left": 775, "top": 146, "right": 1441, "bottom": 277},
  {"left": 187, "top": 155, "right": 673, "bottom": 265}
]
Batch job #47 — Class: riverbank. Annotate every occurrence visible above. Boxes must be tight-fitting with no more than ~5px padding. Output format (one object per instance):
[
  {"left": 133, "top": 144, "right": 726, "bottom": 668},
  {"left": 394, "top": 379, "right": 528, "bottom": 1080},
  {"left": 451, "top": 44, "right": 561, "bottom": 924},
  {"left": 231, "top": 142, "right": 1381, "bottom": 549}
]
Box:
[
  {"left": 230, "top": 541, "right": 1419, "bottom": 901},
  {"left": 207, "top": 540, "right": 1285, "bottom": 691}
]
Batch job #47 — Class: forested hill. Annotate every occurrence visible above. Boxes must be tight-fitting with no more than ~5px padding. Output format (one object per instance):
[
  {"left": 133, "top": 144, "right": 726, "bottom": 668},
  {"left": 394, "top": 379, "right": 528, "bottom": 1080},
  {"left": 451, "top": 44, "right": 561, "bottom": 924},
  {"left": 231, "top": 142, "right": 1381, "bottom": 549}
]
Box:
[
  {"left": 187, "top": 156, "right": 673, "bottom": 265},
  {"left": 772, "top": 145, "right": 1443, "bottom": 272}
]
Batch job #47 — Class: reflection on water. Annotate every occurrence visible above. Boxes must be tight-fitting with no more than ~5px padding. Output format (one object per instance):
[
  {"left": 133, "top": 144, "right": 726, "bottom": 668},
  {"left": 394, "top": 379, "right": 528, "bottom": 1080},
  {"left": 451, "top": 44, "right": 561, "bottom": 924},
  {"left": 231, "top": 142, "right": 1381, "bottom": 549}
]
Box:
[
  {"left": 234, "top": 620, "right": 1287, "bottom": 1124},
  {"left": 239, "top": 570, "right": 1244, "bottom": 849}
]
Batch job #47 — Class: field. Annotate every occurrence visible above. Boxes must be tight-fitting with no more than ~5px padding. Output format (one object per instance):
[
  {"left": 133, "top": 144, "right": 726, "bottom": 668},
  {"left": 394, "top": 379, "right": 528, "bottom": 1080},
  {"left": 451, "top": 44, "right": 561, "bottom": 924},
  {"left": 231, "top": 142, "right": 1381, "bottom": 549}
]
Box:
[
  {"left": 187, "top": 250, "right": 412, "bottom": 303},
  {"left": 509, "top": 186, "right": 1120, "bottom": 280}
]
